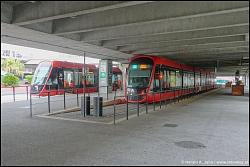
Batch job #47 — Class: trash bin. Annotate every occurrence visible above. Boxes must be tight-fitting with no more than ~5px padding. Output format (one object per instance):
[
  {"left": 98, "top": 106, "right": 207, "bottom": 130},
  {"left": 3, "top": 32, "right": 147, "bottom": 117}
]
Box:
[
  {"left": 86, "top": 96, "right": 90, "bottom": 115},
  {"left": 99, "top": 97, "right": 103, "bottom": 117},
  {"left": 93, "top": 96, "right": 103, "bottom": 117},
  {"left": 81, "top": 96, "right": 91, "bottom": 116}
]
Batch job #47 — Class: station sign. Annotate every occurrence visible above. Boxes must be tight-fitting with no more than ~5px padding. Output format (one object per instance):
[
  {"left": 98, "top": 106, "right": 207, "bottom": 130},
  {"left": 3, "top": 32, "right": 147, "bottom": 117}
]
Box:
[
  {"left": 1, "top": 49, "right": 24, "bottom": 60},
  {"left": 99, "top": 59, "right": 112, "bottom": 93}
]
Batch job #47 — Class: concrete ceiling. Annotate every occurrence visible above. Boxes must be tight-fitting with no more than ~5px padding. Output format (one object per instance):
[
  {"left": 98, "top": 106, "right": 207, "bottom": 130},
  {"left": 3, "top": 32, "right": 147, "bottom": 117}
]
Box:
[{"left": 1, "top": 1, "right": 249, "bottom": 76}]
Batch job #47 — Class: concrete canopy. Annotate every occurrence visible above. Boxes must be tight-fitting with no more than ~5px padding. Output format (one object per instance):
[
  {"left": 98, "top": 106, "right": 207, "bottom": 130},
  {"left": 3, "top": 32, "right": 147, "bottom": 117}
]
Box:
[{"left": 1, "top": 1, "right": 249, "bottom": 75}]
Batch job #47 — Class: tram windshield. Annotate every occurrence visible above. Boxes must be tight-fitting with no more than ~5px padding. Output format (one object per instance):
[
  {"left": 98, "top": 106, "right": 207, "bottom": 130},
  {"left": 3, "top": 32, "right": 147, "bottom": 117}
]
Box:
[
  {"left": 127, "top": 58, "right": 153, "bottom": 88},
  {"left": 32, "top": 61, "right": 52, "bottom": 85}
]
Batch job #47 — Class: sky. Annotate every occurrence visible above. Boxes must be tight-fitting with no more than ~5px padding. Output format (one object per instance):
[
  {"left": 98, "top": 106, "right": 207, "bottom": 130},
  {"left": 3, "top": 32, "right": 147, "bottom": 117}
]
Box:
[{"left": 1, "top": 43, "right": 100, "bottom": 64}]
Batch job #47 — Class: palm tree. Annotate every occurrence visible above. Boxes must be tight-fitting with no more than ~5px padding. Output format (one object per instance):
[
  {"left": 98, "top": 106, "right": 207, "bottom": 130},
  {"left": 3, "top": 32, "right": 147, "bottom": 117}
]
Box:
[{"left": 1, "top": 58, "right": 24, "bottom": 77}]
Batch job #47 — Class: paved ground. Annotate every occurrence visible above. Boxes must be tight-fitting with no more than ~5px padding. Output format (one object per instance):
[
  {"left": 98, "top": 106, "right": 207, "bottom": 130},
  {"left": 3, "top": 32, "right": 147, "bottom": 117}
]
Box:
[{"left": 1, "top": 88, "right": 249, "bottom": 166}]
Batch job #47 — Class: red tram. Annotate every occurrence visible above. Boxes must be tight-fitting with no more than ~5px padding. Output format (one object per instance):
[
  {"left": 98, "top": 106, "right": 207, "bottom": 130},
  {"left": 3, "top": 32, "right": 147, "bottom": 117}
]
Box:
[
  {"left": 31, "top": 60, "right": 122, "bottom": 96},
  {"left": 125, "top": 55, "right": 215, "bottom": 103}
]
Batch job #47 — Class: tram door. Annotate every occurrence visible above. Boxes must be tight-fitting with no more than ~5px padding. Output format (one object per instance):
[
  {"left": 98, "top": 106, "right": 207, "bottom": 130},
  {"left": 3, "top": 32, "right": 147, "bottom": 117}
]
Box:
[{"left": 58, "top": 68, "right": 64, "bottom": 89}]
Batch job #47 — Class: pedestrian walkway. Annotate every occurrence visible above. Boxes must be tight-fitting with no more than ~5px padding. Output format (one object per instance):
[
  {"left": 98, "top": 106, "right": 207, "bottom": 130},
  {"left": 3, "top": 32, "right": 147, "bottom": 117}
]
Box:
[{"left": 1, "top": 88, "right": 249, "bottom": 165}]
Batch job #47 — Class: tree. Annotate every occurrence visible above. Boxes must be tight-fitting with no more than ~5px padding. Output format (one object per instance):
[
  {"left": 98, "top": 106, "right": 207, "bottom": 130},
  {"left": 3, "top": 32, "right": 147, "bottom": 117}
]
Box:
[
  {"left": 25, "top": 75, "right": 33, "bottom": 84},
  {"left": 1, "top": 73, "right": 20, "bottom": 87},
  {"left": 1, "top": 58, "right": 24, "bottom": 77}
]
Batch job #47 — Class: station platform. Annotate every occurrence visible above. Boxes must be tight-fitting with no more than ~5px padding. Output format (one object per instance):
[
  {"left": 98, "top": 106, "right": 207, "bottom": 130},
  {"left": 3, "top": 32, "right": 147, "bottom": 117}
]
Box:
[{"left": 1, "top": 88, "right": 249, "bottom": 165}]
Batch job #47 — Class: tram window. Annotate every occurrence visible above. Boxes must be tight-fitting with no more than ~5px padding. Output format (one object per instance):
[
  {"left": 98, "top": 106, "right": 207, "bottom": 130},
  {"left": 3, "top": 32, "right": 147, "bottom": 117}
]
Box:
[
  {"left": 166, "top": 70, "right": 170, "bottom": 89},
  {"left": 74, "top": 69, "right": 80, "bottom": 88},
  {"left": 192, "top": 73, "right": 195, "bottom": 87},
  {"left": 46, "top": 68, "right": 58, "bottom": 90},
  {"left": 187, "top": 73, "right": 191, "bottom": 87},
  {"left": 86, "top": 72, "right": 95, "bottom": 87},
  {"left": 189, "top": 73, "right": 193, "bottom": 87},
  {"left": 64, "top": 70, "right": 74, "bottom": 88},
  {"left": 176, "top": 70, "right": 182, "bottom": 88},
  {"left": 206, "top": 75, "right": 208, "bottom": 85},
  {"left": 187, "top": 73, "right": 190, "bottom": 87},
  {"left": 188, "top": 73, "right": 194, "bottom": 88},
  {"left": 128, "top": 58, "right": 153, "bottom": 89},
  {"left": 160, "top": 65, "right": 166, "bottom": 90},
  {"left": 162, "top": 67, "right": 167, "bottom": 90},
  {"left": 32, "top": 61, "right": 51, "bottom": 85},
  {"left": 170, "top": 70, "right": 176, "bottom": 88},
  {"left": 195, "top": 73, "right": 200, "bottom": 86},
  {"left": 207, "top": 75, "right": 210, "bottom": 85},
  {"left": 58, "top": 68, "right": 64, "bottom": 89},
  {"left": 201, "top": 75, "right": 205, "bottom": 86},
  {"left": 153, "top": 64, "right": 161, "bottom": 92},
  {"left": 203, "top": 75, "right": 206, "bottom": 86},
  {"left": 183, "top": 72, "right": 188, "bottom": 88},
  {"left": 154, "top": 79, "right": 160, "bottom": 90}
]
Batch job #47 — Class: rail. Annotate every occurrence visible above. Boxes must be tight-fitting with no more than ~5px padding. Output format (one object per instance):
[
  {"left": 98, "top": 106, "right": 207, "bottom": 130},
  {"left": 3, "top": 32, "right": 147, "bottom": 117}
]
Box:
[
  {"left": 28, "top": 85, "right": 216, "bottom": 126},
  {"left": 112, "top": 86, "right": 201, "bottom": 125},
  {"left": 1, "top": 85, "right": 30, "bottom": 102}
]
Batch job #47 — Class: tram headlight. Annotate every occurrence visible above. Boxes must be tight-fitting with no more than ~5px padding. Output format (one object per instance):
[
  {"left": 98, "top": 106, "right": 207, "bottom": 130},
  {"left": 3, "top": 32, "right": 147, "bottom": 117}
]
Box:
[
  {"left": 127, "top": 88, "right": 131, "bottom": 94},
  {"left": 127, "top": 88, "right": 135, "bottom": 95},
  {"left": 131, "top": 89, "right": 135, "bottom": 94}
]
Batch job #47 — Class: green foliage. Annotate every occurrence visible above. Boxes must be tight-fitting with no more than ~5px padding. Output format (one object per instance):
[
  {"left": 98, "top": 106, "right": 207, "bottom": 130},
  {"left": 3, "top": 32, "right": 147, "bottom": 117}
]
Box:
[
  {"left": 1, "top": 73, "right": 19, "bottom": 87},
  {"left": 25, "top": 75, "right": 33, "bottom": 84},
  {"left": 1, "top": 58, "right": 24, "bottom": 77}
]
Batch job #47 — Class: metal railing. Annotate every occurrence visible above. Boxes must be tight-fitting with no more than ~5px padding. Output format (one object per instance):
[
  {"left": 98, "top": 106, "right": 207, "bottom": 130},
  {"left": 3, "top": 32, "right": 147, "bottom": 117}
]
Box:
[
  {"left": 29, "top": 88, "right": 83, "bottom": 117},
  {"left": 28, "top": 85, "right": 216, "bottom": 126},
  {"left": 112, "top": 87, "right": 200, "bottom": 125},
  {"left": 1, "top": 85, "right": 30, "bottom": 102}
]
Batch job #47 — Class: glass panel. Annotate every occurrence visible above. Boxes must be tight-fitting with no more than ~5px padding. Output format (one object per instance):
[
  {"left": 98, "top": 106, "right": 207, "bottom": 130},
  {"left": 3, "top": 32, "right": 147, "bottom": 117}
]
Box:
[
  {"left": 153, "top": 65, "right": 160, "bottom": 92},
  {"left": 201, "top": 74, "right": 206, "bottom": 86},
  {"left": 32, "top": 61, "right": 52, "bottom": 85},
  {"left": 176, "top": 70, "right": 182, "bottom": 88},
  {"left": 195, "top": 72, "right": 200, "bottom": 86},
  {"left": 128, "top": 58, "right": 153, "bottom": 88},
  {"left": 58, "top": 68, "right": 64, "bottom": 89},
  {"left": 64, "top": 70, "right": 74, "bottom": 89},
  {"left": 162, "top": 67, "right": 167, "bottom": 90},
  {"left": 47, "top": 68, "right": 58, "bottom": 90},
  {"left": 86, "top": 72, "right": 95, "bottom": 87},
  {"left": 74, "top": 69, "right": 80, "bottom": 87},
  {"left": 166, "top": 70, "right": 170, "bottom": 89},
  {"left": 183, "top": 72, "right": 188, "bottom": 88},
  {"left": 189, "top": 73, "right": 194, "bottom": 88},
  {"left": 170, "top": 70, "right": 176, "bottom": 88}
]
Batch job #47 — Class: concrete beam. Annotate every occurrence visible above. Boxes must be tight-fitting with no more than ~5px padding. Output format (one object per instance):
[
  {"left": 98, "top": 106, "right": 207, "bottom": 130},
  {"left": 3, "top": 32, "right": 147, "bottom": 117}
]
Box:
[
  {"left": 80, "top": 10, "right": 249, "bottom": 42},
  {"left": 59, "top": 34, "right": 82, "bottom": 41},
  {"left": 52, "top": 2, "right": 249, "bottom": 35},
  {"left": 102, "top": 25, "right": 249, "bottom": 47},
  {"left": 133, "top": 41, "right": 249, "bottom": 56},
  {"left": 187, "top": 57, "right": 248, "bottom": 64},
  {"left": 187, "top": 62, "right": 246, "bottom": 68},
  {"left": 153, "top": 48, "right": 249, "bottom": 58},
  {"left": 1, "top": 2, "right": 13, "bottom": 23},
  {"left": 179, "top": 61, "right": 247, "bottom": 69},
  {"left": 1, "top": 22, "right": 132, "bottom": 61},
  {"left": 22, "top": 21, "right": 54, "bottom": 34},
  {"left": 121, "top": 35, "right": 246, "bottom": 53},
  {"left": 181, "top": 57, "right": 247, "bottom": 64},
  {"left": 13, "top": 1, "right": 153, "bottom": 25}
]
